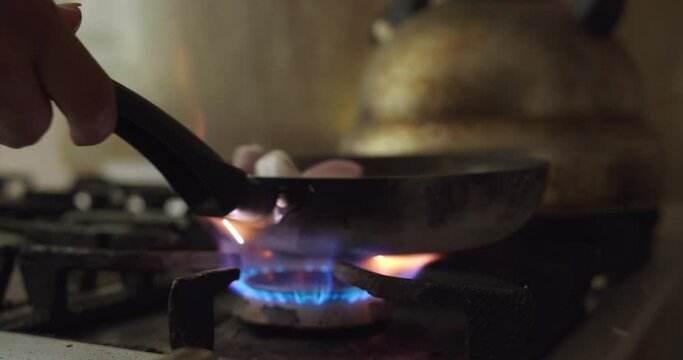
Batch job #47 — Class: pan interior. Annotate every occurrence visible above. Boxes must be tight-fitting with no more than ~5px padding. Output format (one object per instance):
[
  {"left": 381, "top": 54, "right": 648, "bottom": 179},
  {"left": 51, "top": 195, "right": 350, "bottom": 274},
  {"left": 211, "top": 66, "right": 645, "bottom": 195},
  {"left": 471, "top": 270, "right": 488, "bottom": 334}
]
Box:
[{"left": 254, "top": 152, "right": 546, "bottom": 179}]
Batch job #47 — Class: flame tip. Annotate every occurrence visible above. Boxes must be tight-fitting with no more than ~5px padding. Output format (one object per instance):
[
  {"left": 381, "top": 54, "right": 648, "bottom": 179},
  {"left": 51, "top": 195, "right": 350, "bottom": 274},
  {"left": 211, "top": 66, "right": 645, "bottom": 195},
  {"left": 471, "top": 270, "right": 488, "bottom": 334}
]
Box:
[
  {"left": 222, "top": 218, "right": 246, "bottom": 245},
  {"left": 360, "top": 253, "right": 440, "bottom": 279}
]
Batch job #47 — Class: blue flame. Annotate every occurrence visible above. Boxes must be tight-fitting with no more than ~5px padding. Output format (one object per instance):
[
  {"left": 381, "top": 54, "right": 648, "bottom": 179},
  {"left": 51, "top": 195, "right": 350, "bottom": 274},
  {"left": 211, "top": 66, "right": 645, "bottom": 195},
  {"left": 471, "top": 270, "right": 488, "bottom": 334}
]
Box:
[{"left": 230, "top": 267, "right": 373, "bottom": 306}]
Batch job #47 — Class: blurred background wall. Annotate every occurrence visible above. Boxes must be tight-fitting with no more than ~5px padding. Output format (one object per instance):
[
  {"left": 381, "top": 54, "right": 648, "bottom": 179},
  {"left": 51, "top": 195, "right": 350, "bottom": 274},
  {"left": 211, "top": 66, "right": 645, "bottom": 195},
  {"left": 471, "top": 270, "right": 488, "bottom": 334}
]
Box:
[
  {"left": 59, "top": 0, "right": 386, "bottom": 183},
  {"left": 0, "top": 0, "right": 681, "bottom": 199},
  {"left": 618, "top": 0, "right": 683, "bottom": 199}
]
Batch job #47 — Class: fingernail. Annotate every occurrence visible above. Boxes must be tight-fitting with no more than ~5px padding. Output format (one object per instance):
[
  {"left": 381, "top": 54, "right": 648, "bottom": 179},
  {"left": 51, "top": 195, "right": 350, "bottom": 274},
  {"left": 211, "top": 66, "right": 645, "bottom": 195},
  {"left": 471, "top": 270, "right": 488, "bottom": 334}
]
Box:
[
  {"left": 70, "top": 119, "right": 114, "bottom": 147},
  {"left": 70, "top": 95, "right": 117, "bottom": 146},
  {"left": 57, "top": 3, "right": 83, "bottom": 32}
]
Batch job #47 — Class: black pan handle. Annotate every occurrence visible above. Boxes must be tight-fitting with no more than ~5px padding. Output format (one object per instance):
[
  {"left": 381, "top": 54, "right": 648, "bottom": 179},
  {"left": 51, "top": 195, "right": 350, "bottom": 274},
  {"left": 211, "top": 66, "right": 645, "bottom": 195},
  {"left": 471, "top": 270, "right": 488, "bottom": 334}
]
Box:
[{"left": 113, "top": 81, "right": 250, "bottom": 216}]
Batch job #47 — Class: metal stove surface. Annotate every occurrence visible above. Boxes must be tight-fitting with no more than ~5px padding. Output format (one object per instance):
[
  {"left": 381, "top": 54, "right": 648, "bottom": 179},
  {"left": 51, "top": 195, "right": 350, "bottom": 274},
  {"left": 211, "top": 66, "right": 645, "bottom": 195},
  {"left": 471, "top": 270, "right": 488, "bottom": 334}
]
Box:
[
  {"left": 18, "top": 220, "right": 681, "bottom": 360},
  {"left": 0, "top": 175, "right": 672, "bottom": 360},
  {"left": 66, "top": 293, "right": 469, "bottom": 359},
  {"left": 0, "top": 331, "right": 160, "bottom": 360}
]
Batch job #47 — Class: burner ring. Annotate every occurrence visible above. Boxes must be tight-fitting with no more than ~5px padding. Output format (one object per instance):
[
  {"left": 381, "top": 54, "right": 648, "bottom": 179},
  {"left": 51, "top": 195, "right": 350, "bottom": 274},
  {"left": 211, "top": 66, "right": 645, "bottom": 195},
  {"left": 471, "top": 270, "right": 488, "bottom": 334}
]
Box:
[{"left": 230, "top": 267, "right": 386, "bottom": 329}]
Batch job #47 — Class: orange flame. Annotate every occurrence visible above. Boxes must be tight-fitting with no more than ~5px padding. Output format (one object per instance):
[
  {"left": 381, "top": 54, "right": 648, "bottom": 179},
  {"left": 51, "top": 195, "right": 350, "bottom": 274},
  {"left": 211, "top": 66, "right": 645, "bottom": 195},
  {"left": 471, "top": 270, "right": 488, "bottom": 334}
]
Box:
[
  {"left": 207, "top": 214, "right": 439, "bottom": 279},
  {"left": 359, "top": 253, "right": 440, "bottom": 279},
  {"left": 207, "top": 212, "right": 273, "bottom": 247},
  {"left": 222, "top": 219, "right": 245, "bottom": 245}
]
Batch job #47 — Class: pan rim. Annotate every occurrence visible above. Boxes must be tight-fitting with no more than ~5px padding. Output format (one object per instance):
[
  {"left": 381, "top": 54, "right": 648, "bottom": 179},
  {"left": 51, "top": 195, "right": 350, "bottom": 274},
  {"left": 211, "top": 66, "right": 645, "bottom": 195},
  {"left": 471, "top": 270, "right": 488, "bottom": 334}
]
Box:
[{"left": 248, "top": 153, "right": 549, "bottom": 182}]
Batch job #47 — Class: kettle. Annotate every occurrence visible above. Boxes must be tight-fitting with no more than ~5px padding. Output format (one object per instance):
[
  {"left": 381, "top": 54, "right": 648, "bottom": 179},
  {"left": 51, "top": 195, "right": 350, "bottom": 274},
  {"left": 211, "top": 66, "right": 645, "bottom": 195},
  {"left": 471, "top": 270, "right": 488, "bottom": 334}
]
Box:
[{"left": 341, "top": 0, "right": 661, "bottom": 213}]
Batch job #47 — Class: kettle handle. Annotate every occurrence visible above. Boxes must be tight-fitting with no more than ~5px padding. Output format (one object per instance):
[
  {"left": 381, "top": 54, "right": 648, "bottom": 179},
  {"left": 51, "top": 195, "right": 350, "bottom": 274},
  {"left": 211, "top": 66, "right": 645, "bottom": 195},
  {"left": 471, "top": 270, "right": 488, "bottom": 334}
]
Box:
[
  {"left": 370, "top": 0, "right": 429, "bottom": 43},
  {"left": 573, "top": 0, "right": 626, "bottom": 36},
  {"left": 382, "top": 0, "right": 429, "bottom": 28},
  {"left": 376, "top": 0, "right": 626, "bottom": 38}
]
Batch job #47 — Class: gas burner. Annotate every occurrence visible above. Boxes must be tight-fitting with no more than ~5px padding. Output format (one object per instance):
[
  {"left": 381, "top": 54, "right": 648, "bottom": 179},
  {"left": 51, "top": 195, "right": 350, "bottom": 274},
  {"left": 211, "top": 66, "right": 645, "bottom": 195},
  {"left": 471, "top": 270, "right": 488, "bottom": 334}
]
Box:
[
  {"left": 169, "top": 263, "right": 534, "bottom": 359},
  {"left": 230, "top": 267, "right": 383, "bottom": 328},
  {"left": 233, "top": 267, "right": 373, "bottom": 305},
  {"left": 210, "top": 219, "right": 442, "bottom": 329}
]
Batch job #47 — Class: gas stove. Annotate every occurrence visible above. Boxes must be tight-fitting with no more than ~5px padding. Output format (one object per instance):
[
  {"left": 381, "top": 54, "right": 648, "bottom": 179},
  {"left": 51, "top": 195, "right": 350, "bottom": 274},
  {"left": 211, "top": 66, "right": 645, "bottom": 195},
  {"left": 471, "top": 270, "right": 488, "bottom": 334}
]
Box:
[{"left": 0, "top": 174, "right": 663, "bottom": 359}]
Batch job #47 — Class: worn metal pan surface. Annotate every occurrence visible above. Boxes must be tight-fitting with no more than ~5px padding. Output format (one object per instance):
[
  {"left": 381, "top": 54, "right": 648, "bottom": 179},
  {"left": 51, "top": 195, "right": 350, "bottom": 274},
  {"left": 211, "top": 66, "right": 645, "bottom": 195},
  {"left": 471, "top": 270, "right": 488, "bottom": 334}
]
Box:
[{"left": 113, "top": 82, "right": 548, "bottom": 256}]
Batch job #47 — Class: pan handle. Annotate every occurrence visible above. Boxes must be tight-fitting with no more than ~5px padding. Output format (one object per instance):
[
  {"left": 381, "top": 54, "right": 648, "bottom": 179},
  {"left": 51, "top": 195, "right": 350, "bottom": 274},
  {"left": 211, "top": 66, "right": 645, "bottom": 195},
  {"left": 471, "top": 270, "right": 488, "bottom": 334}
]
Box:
[{"left": 113, "top": 81, "right": 249, "bottom": 216}]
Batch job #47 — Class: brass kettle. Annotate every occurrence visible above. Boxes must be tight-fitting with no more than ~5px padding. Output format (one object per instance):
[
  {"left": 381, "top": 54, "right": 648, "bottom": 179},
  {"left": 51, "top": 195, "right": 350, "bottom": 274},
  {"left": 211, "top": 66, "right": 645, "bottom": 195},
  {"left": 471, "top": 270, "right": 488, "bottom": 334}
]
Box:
[{"left": 342, "top": 0, "right": 661, "bottom": 212}]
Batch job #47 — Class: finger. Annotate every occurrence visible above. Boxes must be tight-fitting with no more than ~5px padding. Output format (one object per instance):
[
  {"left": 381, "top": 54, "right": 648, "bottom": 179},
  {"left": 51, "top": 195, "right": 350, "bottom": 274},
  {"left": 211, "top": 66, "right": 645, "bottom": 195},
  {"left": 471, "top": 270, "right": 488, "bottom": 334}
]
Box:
[
  {"left": 0, "top": 58, "right": 53, "bottom": 148},
  {"left": 56, "top": 3, "right": 82, "bottom": 33},
  {"left": 35, "top": 2, "right": 116, "bottom": 146}
]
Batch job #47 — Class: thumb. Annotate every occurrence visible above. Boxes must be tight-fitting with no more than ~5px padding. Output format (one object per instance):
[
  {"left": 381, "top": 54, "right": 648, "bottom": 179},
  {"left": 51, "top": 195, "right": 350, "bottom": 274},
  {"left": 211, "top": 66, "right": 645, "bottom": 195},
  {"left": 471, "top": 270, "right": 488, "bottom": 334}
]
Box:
[{"left": 56, "top": 3, "right": 82, "bottom": 33}]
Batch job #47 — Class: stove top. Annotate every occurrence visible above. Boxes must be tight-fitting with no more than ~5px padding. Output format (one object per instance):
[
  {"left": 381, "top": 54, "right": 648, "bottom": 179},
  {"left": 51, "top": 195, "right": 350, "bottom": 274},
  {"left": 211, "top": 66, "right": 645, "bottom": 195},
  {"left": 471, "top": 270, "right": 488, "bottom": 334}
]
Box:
[{"left": 0, "top": 175, "right": 662, "bottom": 359}]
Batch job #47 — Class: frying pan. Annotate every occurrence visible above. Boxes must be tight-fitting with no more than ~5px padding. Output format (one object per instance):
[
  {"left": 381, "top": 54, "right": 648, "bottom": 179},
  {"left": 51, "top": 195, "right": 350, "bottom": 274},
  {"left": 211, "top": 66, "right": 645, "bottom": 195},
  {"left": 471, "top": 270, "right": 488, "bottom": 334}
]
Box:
[{"left": 113, "top": 82, "right": 548, "bottom": 256}]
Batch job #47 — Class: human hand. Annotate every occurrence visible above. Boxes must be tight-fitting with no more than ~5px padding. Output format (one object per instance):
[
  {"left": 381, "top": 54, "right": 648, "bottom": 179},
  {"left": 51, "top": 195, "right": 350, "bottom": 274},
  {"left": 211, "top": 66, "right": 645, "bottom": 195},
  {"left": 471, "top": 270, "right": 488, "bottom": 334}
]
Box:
[{"left": 0, "top": 1, "right": 115, "bottom": 148}]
